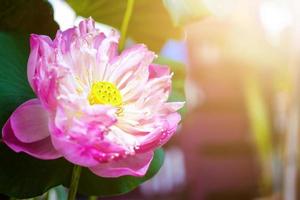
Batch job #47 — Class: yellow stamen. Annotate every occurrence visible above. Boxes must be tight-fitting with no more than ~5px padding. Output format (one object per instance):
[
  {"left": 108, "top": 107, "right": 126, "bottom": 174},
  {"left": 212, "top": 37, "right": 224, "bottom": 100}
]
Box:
[{"left": 88, "top": 82, "right": 122, "bottom": 107}]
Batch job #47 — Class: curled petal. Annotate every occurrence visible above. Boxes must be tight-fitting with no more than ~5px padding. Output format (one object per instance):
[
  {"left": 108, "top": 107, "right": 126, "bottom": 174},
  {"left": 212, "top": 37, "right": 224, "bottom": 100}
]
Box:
[
  {"left": 10, "top": 99, "right": 50, "bottom": 143},
  {"left": 27, "top": 34, "right": 53, "bottom": 91},
  {"left": 161, "top": 102, "right": 185, "bottom": 114},
  {"left": 137, "top": 113, "right": 181, "bottom": 153},
  {"left": 2, "top": 118, "right": 61, "bottom": 160},
  {"left": 89, "top": 151, "right": 153, "bottom": 177}
]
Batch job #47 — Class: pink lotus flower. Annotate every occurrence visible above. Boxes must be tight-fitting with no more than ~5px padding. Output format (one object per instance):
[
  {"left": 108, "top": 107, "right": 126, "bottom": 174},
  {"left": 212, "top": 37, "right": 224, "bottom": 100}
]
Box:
[{"left": 2, "top": 18, "right": 184, "bottom": 177}]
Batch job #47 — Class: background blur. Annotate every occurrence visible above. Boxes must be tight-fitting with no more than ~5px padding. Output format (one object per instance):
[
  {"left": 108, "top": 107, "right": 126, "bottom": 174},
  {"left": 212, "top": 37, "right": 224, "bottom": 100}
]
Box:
[
  {"left": 9, "top": 0, "right": 300, "bottom": 199},
  {"left": 126, "top": 0, "right": 298, "bottom": 199}
]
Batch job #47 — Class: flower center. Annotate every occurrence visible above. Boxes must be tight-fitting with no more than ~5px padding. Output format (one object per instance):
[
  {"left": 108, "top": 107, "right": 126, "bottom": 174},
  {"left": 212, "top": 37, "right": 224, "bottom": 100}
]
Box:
[{"left": 88, "top": 82, "right": 122, "bottom": 106}]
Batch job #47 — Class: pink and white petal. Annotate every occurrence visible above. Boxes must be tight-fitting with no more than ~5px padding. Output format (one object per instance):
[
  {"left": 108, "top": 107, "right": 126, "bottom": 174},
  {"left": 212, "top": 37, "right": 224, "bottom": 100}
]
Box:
[
  {"left": 136, "top": 113, "right": 181, "bottom": 153},
  {"left": 114, "top": 103, "right": 182, "bottom": 139},
  {"left": 48, "top": 99, "right": 121, "bottom": 167},
  {"left": 50, "top": 134, "right": 100, "bottom": 167},
  {"left": 132, "top": 75, "right": 172, "bottom": 107},
  {"left": 54, "top": 17, "right": 118, "bottom": 58},
  {"left": 10, "top": 99, "right": 50, "bottom": 143},
  {"left": 54, "top": 28, "right": 77, "bottom": 54},
  {"left": 116, "top": 118, "right": 155, "bottom": 135},
  {"left": 161, "top": 102, "right": 185, "bottom": 113},
  {"left": 154, "top": 112, "right": 181, "bottom": 146},
  {"left": 95, "top": 39, "right": 118, "bottom": 81},
  {"left": 53, "top": 103, "right": 117, "bottom": 132},
  {"left": 54, "top": 18, "right": 98, "bottom": 52},
  {"left": 27, "top": 37, "right": 39, "bottom": 90},
  {"left": 107, "top": 44, "right": 155, "bottom": 85},
  {"left": 94, "top": 27, "right": 119, "bottom": 53},
  {"left": 165, "top": 112, "right": 181, "bottom": 131},
  {"left": 78, "top": 17, "right": 96, "bottom": 36},
  {"left": 27, "top": 34, "right": 54, "bottom": 90},
  {"left": 148, "top": 64, "right": 170, "bottom": 79},
  {"left": 89, "top": 151, "right": 154, "bottom": 177},
  {"left": 2, "top": 119, "right": 61, "bottom": 160},
  {"left": 50, "top": 131, "right": 126, "bottom": 167}
]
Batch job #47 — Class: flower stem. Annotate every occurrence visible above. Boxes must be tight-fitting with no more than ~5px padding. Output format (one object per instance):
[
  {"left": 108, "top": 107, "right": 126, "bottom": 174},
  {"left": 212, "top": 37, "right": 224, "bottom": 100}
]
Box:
[
  {"left": 67, "top": 165, "right": 82, "bottom": 200},
  {"left": 119, "top": 0, "right": 135, "bottom": 51},
  {"left": 45, "top": 191, "right": 49, "bottom": 200},
  {"left": 88, "top": 196, "right": 98, "bottom": 200}
]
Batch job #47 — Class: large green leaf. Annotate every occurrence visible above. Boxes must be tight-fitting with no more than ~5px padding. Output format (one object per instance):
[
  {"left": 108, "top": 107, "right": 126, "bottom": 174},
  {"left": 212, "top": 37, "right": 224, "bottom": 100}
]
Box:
[
  {"left": 66, "top": 0, "right": 181, "bottom": 51},
  {"left": 0, "top": 139, "right": 163, "bottom": 198},
  {"left": 0, "top": 0, "right": 58, "bottom": 37},
  {"left": 0, "top": 143, "right": 73, "bottom": 198},
  {"left": 0, "top": 32, "right": 165, "bottom": 198},
  {"left": 0, "top": 33, "right": 35, "bottom": 133}
]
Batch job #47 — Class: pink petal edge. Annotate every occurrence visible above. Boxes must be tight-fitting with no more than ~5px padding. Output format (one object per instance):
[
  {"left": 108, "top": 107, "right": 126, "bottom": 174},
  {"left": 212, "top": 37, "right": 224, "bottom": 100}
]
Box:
[
  {"left": 89, "top": 151, "right": 154, "bottom": 177},
  {"left": 148, "top": 64, "right": 170, "bottom": 79},
  {"left": 2, "top": 118, "right": 61, "bottom": 160},
  {"left": 27, "top": 34, "right": 53, "bottom": 91}
]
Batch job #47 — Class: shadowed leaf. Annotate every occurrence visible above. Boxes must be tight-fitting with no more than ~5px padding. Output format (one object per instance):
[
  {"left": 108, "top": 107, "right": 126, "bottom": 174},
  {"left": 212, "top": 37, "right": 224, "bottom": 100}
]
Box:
[{"left": 67, "top": 0, "right": 181, "bottom": 51}]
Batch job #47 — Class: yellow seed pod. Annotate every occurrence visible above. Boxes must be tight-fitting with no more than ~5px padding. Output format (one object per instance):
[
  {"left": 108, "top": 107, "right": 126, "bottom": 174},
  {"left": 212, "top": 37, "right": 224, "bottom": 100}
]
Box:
[{"left": 88, "top": 82, "right": 122, "bottom": 106}]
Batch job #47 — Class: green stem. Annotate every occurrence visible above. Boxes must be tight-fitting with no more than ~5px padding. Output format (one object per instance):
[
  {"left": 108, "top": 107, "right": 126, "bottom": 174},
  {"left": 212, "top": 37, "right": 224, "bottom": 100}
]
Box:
[
  {"left": 119, "top": 0, "right": 135, "bottom": 51},
  {"left": 45, "top": 190, "right": 49, "bottom": 200},
  {"left": 88, "top": 196, "right": 98, "bottom": 200},
  {"left": 67, "top": 165, "right": 82, "bottom": 200}
]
